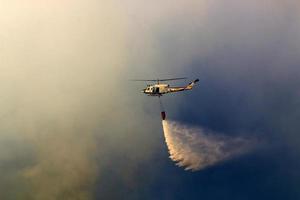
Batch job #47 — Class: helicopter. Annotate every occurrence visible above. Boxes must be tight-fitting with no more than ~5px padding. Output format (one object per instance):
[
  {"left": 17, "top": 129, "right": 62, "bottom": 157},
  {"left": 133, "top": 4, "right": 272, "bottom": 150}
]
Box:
[
  {"left": 133, "top": 77, "right": 199, "bottom": 96},
  {"left": 132, "top": 77, "right": 199, "bottom": 120}
]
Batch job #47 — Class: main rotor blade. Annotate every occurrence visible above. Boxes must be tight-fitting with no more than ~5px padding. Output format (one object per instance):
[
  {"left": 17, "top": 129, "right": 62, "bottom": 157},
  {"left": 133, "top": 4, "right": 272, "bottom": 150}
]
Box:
[
  {"left": 130, "top": 79, "right": 159, "bottom": 81},
  {"left": 130, "top": 77, "right": 187, "bottom": 82},
  {"left": 158, "top": 77, "right": 187, "bottom": 81}
]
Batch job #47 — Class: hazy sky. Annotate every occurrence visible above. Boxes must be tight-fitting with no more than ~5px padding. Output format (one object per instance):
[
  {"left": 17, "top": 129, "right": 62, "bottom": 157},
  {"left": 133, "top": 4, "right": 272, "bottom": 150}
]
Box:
[{"left": 0, "top": 1, "right": 300, "bottom": 200}]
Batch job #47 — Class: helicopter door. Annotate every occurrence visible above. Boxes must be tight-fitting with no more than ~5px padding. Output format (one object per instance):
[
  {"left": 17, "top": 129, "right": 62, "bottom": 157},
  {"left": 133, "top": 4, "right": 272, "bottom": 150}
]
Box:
[{"left": 155, "top": 87, "right": 159, "bottom": 93}]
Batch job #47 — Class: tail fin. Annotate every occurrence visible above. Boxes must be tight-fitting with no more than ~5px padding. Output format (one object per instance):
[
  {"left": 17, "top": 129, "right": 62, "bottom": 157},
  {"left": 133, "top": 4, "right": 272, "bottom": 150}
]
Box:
[{"left": 185, "top": 79, "right": 199, "bottom": 90}]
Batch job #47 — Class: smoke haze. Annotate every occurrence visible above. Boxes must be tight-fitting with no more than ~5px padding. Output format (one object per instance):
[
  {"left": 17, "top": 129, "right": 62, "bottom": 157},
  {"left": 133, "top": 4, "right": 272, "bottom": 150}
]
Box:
[
  {"left": 0, "top": 0, "right": 300, "bottom": 199},
  {"left": 0, "top": 1, "right": 131, "bottom": 199}
]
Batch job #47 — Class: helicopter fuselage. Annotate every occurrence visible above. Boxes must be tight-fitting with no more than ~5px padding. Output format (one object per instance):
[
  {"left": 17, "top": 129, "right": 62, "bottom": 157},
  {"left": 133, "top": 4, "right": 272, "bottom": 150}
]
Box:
[
  {"left": 142, "top": 84, "right": 183, "bottom": 96},
  {"left": 142, "top": 79, "right": 199, "bottom": 96}
]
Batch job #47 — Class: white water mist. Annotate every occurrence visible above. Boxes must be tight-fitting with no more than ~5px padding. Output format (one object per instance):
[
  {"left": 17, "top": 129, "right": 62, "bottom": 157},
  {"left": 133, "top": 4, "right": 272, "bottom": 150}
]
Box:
[{"left": 162, "top": 120, "right": 256, "bottom": 171}]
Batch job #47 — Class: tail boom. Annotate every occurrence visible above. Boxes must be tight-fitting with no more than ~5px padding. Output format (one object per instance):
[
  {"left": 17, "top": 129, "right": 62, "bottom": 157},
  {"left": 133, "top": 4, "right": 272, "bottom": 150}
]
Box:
[
  {"left": 167, "top": 79, "right": 199, "bottom": 93},
  {"left": 185, "top": 79, "right": 199, "bottom": 90}
]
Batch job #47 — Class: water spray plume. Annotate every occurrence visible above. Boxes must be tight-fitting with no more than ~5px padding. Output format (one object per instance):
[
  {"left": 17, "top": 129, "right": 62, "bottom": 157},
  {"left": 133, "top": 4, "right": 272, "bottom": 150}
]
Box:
[{"left": 162, "top": 120, "right": 256, "bottom": 171}]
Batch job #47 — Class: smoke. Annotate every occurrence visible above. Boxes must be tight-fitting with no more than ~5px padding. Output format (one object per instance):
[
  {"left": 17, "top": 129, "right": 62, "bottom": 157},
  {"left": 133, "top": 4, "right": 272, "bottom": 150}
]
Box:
[
  {"left": 0, "top": 1, "right": 131, "bottom": 199},
  {"left": 162, "top": 120, "right": 256, "bottom": 171}
]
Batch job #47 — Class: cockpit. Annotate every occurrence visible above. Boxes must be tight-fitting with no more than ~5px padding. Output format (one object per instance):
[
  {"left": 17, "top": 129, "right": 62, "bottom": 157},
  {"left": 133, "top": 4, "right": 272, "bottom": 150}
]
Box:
[{"left": 144, "top": 86, "right": 160, "bottom": 94}]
